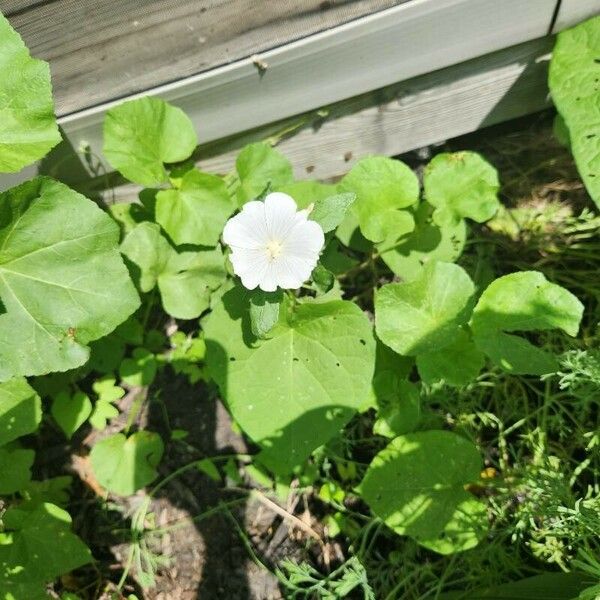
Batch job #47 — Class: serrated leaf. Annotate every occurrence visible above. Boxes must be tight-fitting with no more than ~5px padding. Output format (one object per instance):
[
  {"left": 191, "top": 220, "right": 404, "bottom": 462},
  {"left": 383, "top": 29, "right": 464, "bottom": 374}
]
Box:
[
  {"left": 0, "top": 378, "right": 41, "bottom": 446},
  {"left": 236, "top": 143, "right": 293, "bottom": 205},
  {"left": 0, "top": 178, "right": 140, "bottom": 381},
  {"left": 51, "top": 391, "right": 92, "bottom": 439},
  {"left": 358, "top": 430, "right": 486, "bottom": 554},
  {"left": 416, "top": 329, "right": 485, "bottom": 386},
  {"left": 471, "top": 271, "right": 583, "bottom": 374},
  {"left": 339, "top": 156, "right": 419, "bottom": 243},
  {"left": 103, "top": 97, "right": 197, "bottom": 186},
  {"left": 424, "top": 151, "right": 500, "bottom": 225},
  {"left": 375, "top": 262, "right": 475, "bottom": 356},
  {"left": 378, "top": 202, "right": 466, "bottom": 281},
  {"left": 249, "top": 289, "right": 282, "bottom": 339},
  {"left": 203, "top": 287, "right": 376, "bottom": 474},
  {"left": 0, "top": 447, "right": 34, "bottom": 493},
  {"left": 549, "top": 16, "right": 600, "bottom": 207},
  {"left": 121, "top": 222, "right": 226, "bottom": 319},
  {"left": 156, "top": 169, "right": 233, "bottom": 246},
  {"left": 90, "top": 431, "right": 164, "bottom": 495},
  {"left": 0, "top": 13, "right": 61, "bottom": 172},
  {"left": 0, "top": 502, "right": 91, "bottom": 587}
]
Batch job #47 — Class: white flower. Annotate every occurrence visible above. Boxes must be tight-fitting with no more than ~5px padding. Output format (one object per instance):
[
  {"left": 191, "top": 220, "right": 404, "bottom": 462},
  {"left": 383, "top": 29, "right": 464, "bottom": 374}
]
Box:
[{"left": 222, "top": 192, "right": 325, "bottom": 292}]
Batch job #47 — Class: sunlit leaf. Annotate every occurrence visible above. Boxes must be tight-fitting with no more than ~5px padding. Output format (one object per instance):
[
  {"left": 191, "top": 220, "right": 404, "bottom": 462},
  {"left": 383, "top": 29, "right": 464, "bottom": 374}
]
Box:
[
  {"left": 103, "top": 97, "right": 197, "bottom": 186},
  {"left": 0, "top": 178, "right": 140, "bottom": 381},
  {"left": 203, "top": 288, "right": 376, "bottom": 474},
  {"left": 0, "top": 13, "right": 61, "bottom": 172},
  {"left": 358, "top": 430, "right": 486, "bottom": 554},
  {"left": 90, "top": 431, "right": 164, "bottom": 495}
]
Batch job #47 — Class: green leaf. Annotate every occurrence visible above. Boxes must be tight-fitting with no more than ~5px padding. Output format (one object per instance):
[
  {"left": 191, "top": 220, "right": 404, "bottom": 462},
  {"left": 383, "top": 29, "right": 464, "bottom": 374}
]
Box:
[
  {"left": 311, "top": 263, "right": 335, "bottom": 295},
  {"left": 378, "top": 203, "right": 466, "bottom": 281},
  {"left": 309, "top": 193, "right": 356, "bottom": 233},
  {"left": 103, "top": 96, "right": 197, "bottom": 186},
  {"left": 0, "top": 13, "right": 61, "bottom": 172},
  {"left": 375, "top": 262, "right": 475, "bottom": 356},
  {"left": 249, "top": 289, "right": 282, "bottom": 339},
  {"left": 20, "top": 476, "right": 72, "bottom": 508},
  {"left": 358, "top": 430, "right": 486, "bottom": 553},
  {"left": 0, "top": 178, "right": 140, "bottom": 381},
  {"left": 549, "top": 16, "right": 600, "bottom": 207},
  {"left": 156, "top": 169, "right": 233, "bottom": 246},
  {"left": 416, "top": 329, "right": 485, "bottom": 386},
  {"left": 424, "top": 151, "right": 500, "bottom": 225},
  {"left": 0, "top": 502, "right": 91, "bottom": 587},
  {"left": 89, "top": 400, "right": 119, "bottom": 431},
  {"left": 276, "top": 180, "right": 338, "bottom": 209},
  {"left": 339, "top": 156, "right": 419, "bottom": 243},
  {"left": 0, "top": 447, "right": 34, "bottom": 493},
  {"left": 236, "top": 143, "right": 293, "bottom": 205},
  {"left": 373, "top": 379, "right": 420, "bottom": 438},
  {"left": 90, "top": 431, "right": 164, "bottom": 495},
  {"left": 203, "top": 288, "right": 376, "bottom": 474},
  {"left": 121, "top": 222, "right": 226, "bottom": 319},
  {"left": 51, "top": 391, "right": 92, "bottom": 439},
  {"left": 119, "top": 348, "right": 157, "bottom": 387},
  {"left": 471, "top": 271, "right": 584, "bottom": 374},
  {"left": 0, "top": 378, "right": 41, "bottom": 446}
]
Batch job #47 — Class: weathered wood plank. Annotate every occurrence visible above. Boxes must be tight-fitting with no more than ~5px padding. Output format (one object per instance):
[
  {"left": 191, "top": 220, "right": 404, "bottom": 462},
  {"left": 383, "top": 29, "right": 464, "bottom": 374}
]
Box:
[
  {"left": 3, "top": 0, "right": 404, "bottom": 115},
  {"left": 552, "top": 0, "right": 600, "bottom": 31},
  {"left": 77, "top": 36, "right": 552, "bottom": 202},
  {"left": 200, "top": 38, "right": 554, "bottom": 180},
  {"left": 56, "top": 0, "right": 558, "bottom": 167}
]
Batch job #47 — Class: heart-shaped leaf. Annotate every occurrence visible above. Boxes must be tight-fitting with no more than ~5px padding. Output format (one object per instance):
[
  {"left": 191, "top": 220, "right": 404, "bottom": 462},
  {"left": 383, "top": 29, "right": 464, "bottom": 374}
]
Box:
[
  {"left": 90, "top": 431, "right": 164, "bottom": 495},
  {"left": 51, "top": 391, "right": 92, "bottom": 439},
  {"left": 204, "top": 288, "right": 376, "bottom": 474}
]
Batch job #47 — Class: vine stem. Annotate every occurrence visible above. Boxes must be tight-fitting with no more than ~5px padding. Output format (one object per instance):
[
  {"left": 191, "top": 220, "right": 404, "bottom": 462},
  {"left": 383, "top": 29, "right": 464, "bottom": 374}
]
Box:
[{"left": 148, "top": 453, "right": 252, "bottom": 497}]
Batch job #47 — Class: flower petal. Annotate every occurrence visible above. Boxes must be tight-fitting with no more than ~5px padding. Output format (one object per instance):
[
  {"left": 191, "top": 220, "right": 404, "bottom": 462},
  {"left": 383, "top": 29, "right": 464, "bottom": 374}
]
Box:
[
  {"left": 230, "top": 248, "right": 269, "bottom": 290},
  {"left": 264, "top": 192, "right": 300, "bottom": 240},
  {"left": 283, "top": 219, "right": 325, "bottom": 259},
  {"left": 223, "top": 201, "right": 268, "bottom": 250}
]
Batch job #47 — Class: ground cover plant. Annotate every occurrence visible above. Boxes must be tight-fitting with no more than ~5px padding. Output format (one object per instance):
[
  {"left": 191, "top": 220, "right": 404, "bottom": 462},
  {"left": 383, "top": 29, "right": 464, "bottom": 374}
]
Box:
[{"left": 0, "top": 9, "right": 599, "bottom": 600}]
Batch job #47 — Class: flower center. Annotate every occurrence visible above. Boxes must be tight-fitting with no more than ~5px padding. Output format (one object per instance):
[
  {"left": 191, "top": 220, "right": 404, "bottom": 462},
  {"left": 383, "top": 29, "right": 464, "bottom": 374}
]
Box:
[{"left": 265, "top": 239, "right": 284, "bottom": 260}]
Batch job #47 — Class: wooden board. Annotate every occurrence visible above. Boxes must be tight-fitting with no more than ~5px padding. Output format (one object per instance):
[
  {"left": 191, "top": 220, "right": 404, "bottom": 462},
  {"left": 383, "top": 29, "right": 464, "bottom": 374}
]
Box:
[
  {"left": 62, "top": 36, "right": 550, "bottom": 202},
  {"left": 3, "top": 0, "right": 404, "bottom": 115},
  {"left": 552, "top": 0, "right": 600, "bottom": 31},
  {"left": 53, "top": 0, "right": 558, "bottom": 168}
]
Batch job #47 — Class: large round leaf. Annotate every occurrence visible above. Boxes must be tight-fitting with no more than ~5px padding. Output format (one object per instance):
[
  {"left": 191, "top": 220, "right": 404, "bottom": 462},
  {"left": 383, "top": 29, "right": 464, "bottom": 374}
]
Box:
[
  {"left": 339, "top": 156, "right": 419, "bottom": 243},
  {"left": 203, "top": 287, "right": 376, "bottom": 474},
  {"left": 375, "top": 261, "right": 475, "bottom": 356},
  {"left": 549, "top": 16, "right": 600, "bottom": 207},
  {"left": 0, "top": 177, "right": 140, "bottom": 381},
  {"left": 423, "top": 151, "right": 500, "bottom": 225},
  {"left": 156, "top": 169, "right": 233, "bottom": 247},
  {"left": 379, "top": 203, "right": 466, "bottom": 281},
  {"left": 470, "top": 271, "right": 583, "bottom": 375},
  {"left": 103, "top": 96, "right": 197, "bottom": 186},
  {"left": 0, "top": 13, "right": 61, "bottom": 172},
  {"left": 358, "top": 430, "right": 487, "bottom": 554}
]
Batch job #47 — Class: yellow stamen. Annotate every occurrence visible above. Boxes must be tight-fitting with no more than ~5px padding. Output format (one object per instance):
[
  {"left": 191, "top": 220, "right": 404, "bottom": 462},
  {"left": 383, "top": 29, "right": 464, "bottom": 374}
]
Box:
[{"left": 266, "top": 239, "right": 283, "bottom": 260}]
